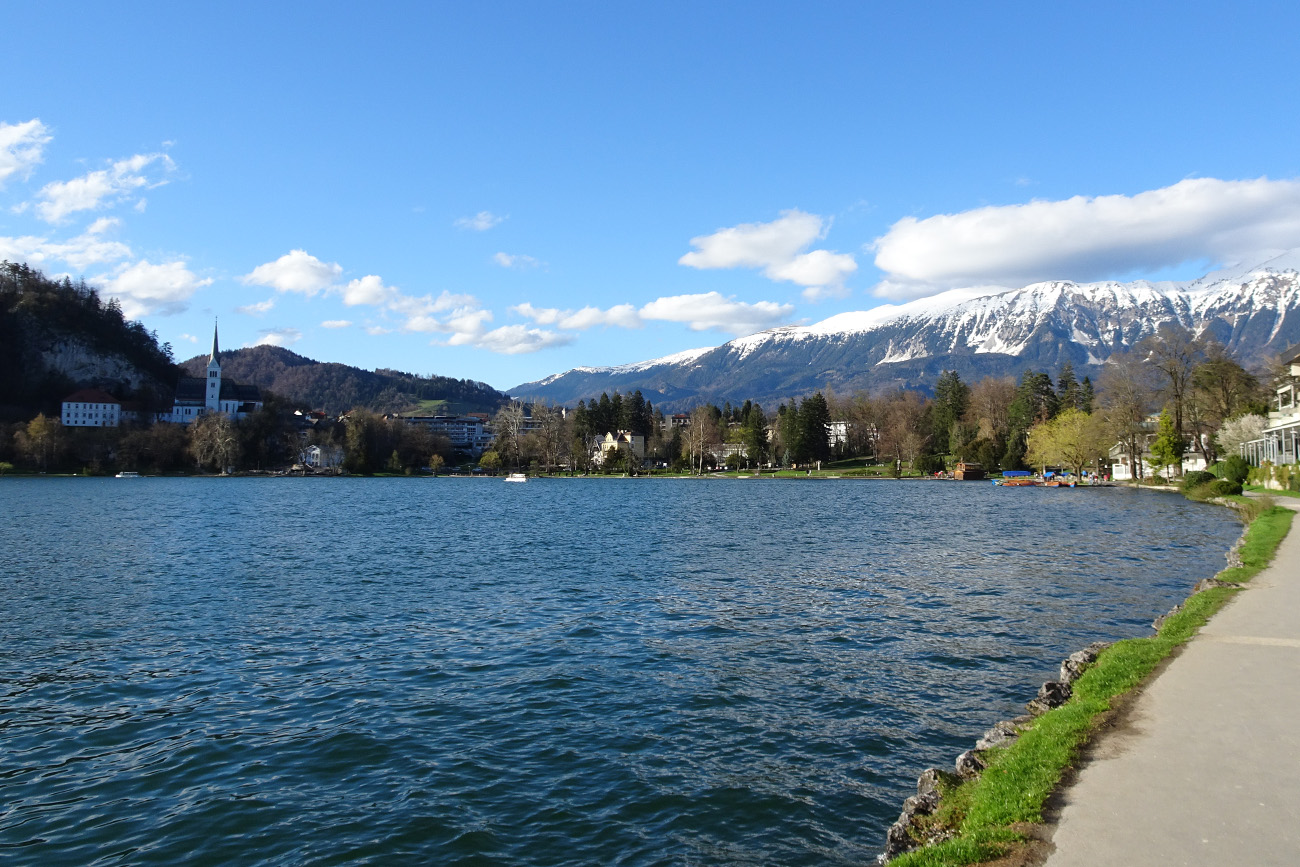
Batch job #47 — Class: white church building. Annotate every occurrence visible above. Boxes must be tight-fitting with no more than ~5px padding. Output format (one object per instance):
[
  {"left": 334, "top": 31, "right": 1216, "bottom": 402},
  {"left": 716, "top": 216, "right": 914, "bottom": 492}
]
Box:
[{"left": 167, "top": 322, "right": 263, "bottom": 424}]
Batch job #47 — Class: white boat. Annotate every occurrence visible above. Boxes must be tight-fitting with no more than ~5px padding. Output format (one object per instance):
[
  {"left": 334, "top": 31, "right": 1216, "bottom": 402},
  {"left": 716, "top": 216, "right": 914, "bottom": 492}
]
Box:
[
  {"left": 115, "top": 471, "right": 141, "bottom": 478},
  {"left": 504, "top": 473, "right": 527, "bottom": 483}
]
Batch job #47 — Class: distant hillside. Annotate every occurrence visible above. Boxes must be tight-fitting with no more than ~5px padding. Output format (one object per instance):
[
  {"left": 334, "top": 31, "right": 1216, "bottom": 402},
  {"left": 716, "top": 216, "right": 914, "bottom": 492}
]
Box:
[
  {"left": 514, "top": 253, "right": 1300, "bottom": 409},
  {"left": 0, "top": 261, "right": 180, "bottom": 421},
  {"left": 179, "top": 344, "right": 510, "bottom": 415}
]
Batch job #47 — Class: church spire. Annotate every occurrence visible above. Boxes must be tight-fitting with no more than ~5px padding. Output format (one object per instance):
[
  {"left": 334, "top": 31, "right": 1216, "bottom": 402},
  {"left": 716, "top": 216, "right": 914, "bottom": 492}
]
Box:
[{"left": 209, "top": 319, "right": 220, "bottom": 364}]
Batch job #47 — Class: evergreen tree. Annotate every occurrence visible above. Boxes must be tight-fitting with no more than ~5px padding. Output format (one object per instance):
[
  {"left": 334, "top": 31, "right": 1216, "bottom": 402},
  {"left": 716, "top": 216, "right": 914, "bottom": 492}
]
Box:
[
  {"left": 799, "top": 392, "right": 831, "bottom": 463},
  {"left": 742, "top": 403, "right": 768, "bottom": 465},
  {"left": 1057, "top": 361, "right": 1081, "bottom": 411},
  {"left": 1079, "top": 377, "right": 1095, "bottom": 414},
  {"left": 931, "top": 370, "right": 969, "bottom": 456}
]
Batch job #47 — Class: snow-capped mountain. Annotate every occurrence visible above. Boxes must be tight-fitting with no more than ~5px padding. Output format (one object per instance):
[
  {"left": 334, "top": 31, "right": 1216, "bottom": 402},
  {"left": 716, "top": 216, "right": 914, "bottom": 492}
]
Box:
[{"left": 511, "top": 253, "right": 1300, "bottom": 410}]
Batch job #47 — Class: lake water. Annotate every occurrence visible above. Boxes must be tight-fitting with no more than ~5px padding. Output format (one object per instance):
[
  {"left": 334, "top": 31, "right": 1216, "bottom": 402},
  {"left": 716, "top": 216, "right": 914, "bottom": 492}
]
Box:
[{"left": 0, "top": 477, "right": 1238, "bottom": 865}]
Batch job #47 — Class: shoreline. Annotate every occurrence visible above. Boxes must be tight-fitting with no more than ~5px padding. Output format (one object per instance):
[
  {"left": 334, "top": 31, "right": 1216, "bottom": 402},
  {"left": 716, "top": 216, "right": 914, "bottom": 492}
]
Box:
[{"left": 879, "top": 492, "right": 1294, "bottom": 865}]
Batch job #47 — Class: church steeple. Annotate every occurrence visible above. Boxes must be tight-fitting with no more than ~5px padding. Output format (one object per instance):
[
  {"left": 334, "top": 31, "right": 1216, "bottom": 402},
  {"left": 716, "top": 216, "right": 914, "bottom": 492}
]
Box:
[{"left": 205, "top": 319, "right": 222, "bottom": 412}]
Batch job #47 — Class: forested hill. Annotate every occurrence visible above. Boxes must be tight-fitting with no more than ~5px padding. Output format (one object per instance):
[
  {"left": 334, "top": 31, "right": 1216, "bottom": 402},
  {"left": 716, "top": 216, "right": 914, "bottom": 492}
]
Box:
[
  {"left": 179, "top": 345, "right": 510, "bottom": 415},
  {"left": 0, "top": 261, "right": 180, "bottom": 421}
]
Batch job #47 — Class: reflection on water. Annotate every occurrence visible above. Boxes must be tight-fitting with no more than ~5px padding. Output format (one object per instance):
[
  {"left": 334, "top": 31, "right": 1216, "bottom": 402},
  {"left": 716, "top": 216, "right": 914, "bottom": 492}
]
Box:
[{"left": 0, "top": 478, "right": 1237, "bottom": 865}]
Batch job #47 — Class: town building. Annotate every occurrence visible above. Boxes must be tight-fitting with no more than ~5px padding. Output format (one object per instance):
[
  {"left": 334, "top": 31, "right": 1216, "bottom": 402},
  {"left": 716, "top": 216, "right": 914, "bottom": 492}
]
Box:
[
  {"left": 1241, "top": 348, "right": 1300, "bottom": 466},
  {"left": 61, "top": 388, "right": 121, "bottom": 427},
  {"left": 595, "top": 431, "right": 645, "bottom": 463},
  {"left": 400, "top": 414, "right": 496, "bottom": 454},
  {"left": 167, "top": 322, "right": 263, "bottom": 424}
]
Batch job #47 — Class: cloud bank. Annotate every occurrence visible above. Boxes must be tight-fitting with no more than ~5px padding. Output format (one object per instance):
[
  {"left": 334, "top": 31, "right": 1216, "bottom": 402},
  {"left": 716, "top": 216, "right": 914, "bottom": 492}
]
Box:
[
  {"left": 871, "top": 177, "right": 1300, "bottom": 299},
  {"left": 513, "top": 293, "right": 793, "bottom": 335}
]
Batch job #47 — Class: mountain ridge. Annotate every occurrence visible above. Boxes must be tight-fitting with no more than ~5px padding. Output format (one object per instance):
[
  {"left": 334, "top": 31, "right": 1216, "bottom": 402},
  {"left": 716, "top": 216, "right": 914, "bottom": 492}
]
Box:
[{"left": 511, "top": 255, "right": 1300, "bottom": 410}]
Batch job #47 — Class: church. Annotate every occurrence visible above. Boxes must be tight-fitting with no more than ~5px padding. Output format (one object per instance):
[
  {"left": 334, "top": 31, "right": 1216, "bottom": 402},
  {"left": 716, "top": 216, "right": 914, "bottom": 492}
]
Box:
[{"left": 167, "top": 322, "right": 264, "bottom": 424}]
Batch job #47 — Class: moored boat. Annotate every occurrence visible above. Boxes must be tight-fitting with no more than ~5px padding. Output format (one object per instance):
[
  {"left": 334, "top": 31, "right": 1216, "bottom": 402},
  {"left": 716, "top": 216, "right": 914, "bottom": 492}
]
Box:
[
  {"left": 504, "top": 472, "right": 527, "bottom": 483},
  {"left": 115, "top": 471, "right": 141, "bottom": 478}
]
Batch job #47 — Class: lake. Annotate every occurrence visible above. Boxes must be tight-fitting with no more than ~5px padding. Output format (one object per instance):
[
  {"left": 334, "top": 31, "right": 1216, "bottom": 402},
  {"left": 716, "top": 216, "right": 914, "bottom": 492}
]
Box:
[{"left": 0, "top": 477, "right": 1238, "bottom": 865}]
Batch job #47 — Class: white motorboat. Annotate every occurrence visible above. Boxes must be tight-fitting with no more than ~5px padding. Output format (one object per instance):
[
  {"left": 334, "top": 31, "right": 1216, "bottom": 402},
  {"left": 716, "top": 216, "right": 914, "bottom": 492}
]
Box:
[{"left": 504, "top": 473, "right": 528, "bottom": 483}]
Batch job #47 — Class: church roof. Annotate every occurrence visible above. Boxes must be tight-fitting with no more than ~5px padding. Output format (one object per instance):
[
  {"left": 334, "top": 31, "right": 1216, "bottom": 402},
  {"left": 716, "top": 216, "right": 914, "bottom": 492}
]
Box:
[
  {"left": 173, "top": 377, "right": 262, "bottom": 405},
  {"left": 210, "top": 321, "right": 220, "bottom": 364}
]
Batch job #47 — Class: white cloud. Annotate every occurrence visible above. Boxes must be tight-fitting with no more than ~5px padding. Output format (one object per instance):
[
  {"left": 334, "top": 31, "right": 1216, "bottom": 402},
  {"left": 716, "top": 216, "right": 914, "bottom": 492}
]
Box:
[
  {"left": 339, "top": 274, "right": 394, "bottom": 307},
  {"left": 179, "top": 333, "right": 200, "bottom": 344},
  {"left": 455, "top": 210, "right": 505, "bottom": 231},
  {"left": 871, "top": 176, "right": 1300, "bottom": 299},
  {"left": 493, "top": 251, "right": 543, "bottom": 269},
  {"left": 0, "top": 223, "right": 133, "bottom": 271},
  {"left": 252, "top": 327, "right": 302, "bottom": 347},
  {"left": 639, "top": 292, "right": 794, "bottom": 334},
  {"left": 321, "top": 319, "right": 352, "bottom": 329},
  {"left": 448, "top": 323, "right": 575, "bottom": 354},
  {"left": 244, "top": 249, "right": 342, "bottom": 295},
  {"left": 100, "top": 259, "right": 212, "bottom": 317},
  {"left": 236, "top": 298, "right": 275, "bottom": 316},
  {"left": 511, "top": 301, "right": 642, "bottom": 330},
  {"left": 679, "top": 209, "right": 857, "bottom": 296},
  {"left": 0, "top": 119, "right": 51, "bottom": 187},
  {"left": 36, "top": 152, "right": 175, "bottom": 223}
]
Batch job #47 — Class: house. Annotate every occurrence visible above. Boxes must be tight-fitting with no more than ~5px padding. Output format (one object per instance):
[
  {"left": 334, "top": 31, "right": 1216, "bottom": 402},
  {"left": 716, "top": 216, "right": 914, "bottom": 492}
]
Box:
[
  {"left": 1240, "top": 348, "right": 1300, "bottom": 467},
  {"left": 61, "top": 388, "right": 121, "bottom": 427},
  {"left": 1109, "top": 414, "right": 1209, "bottom": 481},
  {"left": 595, "top": 431, "right": 645, "bottom": 462},
  {"left": 954, "top": 461, "right": 984, "bottom": 480},
  {"left": 167, "top": 322, "right": 263, "bottom": 424}
]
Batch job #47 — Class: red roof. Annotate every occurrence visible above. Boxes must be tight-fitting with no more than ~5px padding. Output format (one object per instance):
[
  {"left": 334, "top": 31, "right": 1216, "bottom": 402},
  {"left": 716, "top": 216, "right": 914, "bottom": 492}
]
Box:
[{"left": 62, "top": 388, "right": 121, "bottom": 405}]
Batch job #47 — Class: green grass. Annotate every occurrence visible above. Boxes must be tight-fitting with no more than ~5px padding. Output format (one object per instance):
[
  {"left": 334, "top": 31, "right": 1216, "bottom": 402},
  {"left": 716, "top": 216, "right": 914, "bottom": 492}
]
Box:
[{"left": 888, "top": 505, "right": 1293, "bottom": 866}]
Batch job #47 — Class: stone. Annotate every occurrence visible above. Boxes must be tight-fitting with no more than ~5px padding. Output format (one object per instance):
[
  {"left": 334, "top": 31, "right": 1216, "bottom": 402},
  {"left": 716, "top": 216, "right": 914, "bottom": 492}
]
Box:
[
  {"left": 1194, "top": 577, "right": 1237, "bottom": 593},
  {"left": 955, "top": 749, "right": 986, "bottom": 778},
  {"left": 975, "top": 719, "right": 1021, "bottom": 751},
  {"left": 1026, "top": 680, "right": 1072, "bottom": 715},
  {"left": 916, "top": 767, "right": 954, "bottom": 799},
  {"left": 1059, "top": 641, "right": 1111, "bottom": 684},
  {"left": 1153, "top": 604, "right": 1182, "bottom": 631}
]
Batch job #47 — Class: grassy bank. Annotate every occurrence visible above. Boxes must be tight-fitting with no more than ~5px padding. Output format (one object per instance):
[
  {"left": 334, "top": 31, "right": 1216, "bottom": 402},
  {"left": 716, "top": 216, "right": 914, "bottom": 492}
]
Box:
[{"left": 889, "top": 502, "right": 1295, "bottom": 866}]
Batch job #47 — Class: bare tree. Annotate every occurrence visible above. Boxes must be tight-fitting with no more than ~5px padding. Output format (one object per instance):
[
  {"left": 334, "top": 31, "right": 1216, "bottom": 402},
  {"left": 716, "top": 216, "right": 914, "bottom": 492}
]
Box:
[
  {"left": 1098, "top": 351, "right": 1157, "bottom": 482},
  {"left": 1137, "top": 323, "right": 1205, "bottom": 437},
  {"left": 685, "top": 405, "right": 721, "bottom": 474},
  {"left": 493, "top": 402, "right": 528, "bottom": 468},
  {"left": 189, "top": 412, "right": 241, "bottom": 473}
]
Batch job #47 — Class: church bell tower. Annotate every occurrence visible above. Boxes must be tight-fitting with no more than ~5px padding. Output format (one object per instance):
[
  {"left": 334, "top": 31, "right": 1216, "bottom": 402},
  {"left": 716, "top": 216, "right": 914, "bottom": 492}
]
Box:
[{"left": 205, "top": 320, "right": 222, "bottom": 413}]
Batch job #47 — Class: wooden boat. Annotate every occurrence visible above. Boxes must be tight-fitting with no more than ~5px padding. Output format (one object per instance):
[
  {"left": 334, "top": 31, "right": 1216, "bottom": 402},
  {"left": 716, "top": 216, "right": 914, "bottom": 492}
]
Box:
[{"left": 994, "top": 471, "right": 1038, "bottom": 487}]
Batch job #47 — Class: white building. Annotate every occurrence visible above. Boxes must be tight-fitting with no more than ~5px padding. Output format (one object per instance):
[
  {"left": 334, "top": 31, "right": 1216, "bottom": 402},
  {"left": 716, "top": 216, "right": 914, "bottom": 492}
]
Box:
[
  {"left": 167, "top": 322, "right": 263, "bottom": 424},
  {"left": 61, "top": 388, "right": 121, "bottom": 427},
  {"left": 1241, "top": 348, "right": 1300, "bottom": 466},
  {"left": 400, "top": 414, "right": 495, "bottom": 454}
]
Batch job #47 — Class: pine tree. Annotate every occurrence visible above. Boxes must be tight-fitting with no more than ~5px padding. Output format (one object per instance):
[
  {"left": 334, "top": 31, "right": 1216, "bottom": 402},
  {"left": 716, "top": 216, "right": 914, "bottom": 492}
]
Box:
[{"left": 1057, "top": 361, "right": 1081, "bottom": 410}]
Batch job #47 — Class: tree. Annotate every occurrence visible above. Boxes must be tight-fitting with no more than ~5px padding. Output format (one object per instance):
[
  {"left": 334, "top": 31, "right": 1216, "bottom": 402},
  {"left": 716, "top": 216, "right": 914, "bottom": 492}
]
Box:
[
  {"left": 1215, "top": 414, "right": 1266, "bottom": 458},
  {"left": 932, "top": 370, "right": 970, "bottom": 455},
  {"left": 1138, "top": 323, "right": 1205, "bottom": 440},
  {"left": 17, "top": 413, "right": 63, "bottom": 471},
  {"left": 685, "top": 405, "right": 721, "bottom": 474},
  {"left": 1025, "top": 409, "right": 1112, "bottom": 478},
  {"left": 478, "top": 450, "right": 502, "bottom": 473},
  {"left": 1147, "top": 410, "right": 1186, "bottom": 480},
  {"left": 741, "top": 403, "right": 768, "bottom": 466},
  {"left": 1057, "top": 361, "right": 1081, "bottom": 411},
  {"left": 493, "top": 402, "right": 528, "bottom": 468},
  {"left": 189, "top": 412, "right": 241, "bottom": 473},
  {"left": 798, "top": 392, "right": 831, "bottom": 464},
  {"left": 1098, "top": 350, "right": 1157, "bottom": 482}
]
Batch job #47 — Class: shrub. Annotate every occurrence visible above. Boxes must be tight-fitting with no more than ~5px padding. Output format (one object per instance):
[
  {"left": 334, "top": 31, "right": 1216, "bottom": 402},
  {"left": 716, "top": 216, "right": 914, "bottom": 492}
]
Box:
[
  {"left": 1182, "top": 470, "right": 1217, "bottom": 490},
  {"left": 1211, "top": 455, "right": 1250, "bottom": 485},
  {"left": 914, "top": 454, "right": 946, "bottom": 475},
  {"left": 1208, "top": 479, "right": 1243, "bottom": 496}
]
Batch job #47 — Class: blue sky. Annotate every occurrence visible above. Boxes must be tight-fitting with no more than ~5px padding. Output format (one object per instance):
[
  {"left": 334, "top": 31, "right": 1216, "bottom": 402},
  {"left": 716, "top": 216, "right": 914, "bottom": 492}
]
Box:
[{"left": 4, "top": 2, "right": 1300, "bottom": 391}]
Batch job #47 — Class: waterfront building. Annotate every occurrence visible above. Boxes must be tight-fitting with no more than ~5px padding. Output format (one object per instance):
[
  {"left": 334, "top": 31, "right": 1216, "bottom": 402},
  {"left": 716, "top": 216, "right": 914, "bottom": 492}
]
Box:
[
  {"left": 61, "top": 388, "right": 122, "bottom": 427},
  {"left": 167, "top": 322, "right": 263, "bottom": 424},
  {"left": 400, "top": 414, "right": 496, "bottom": 454},
  {"left": 1241, "top": 348, "right": 1300, "bottom": 466}
]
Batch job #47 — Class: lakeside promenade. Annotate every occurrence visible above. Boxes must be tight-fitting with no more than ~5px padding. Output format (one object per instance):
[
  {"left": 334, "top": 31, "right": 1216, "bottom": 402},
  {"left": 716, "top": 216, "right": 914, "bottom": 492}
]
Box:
[{"left": 1044, "top": 498, "right": 1300, "bottom": 866}]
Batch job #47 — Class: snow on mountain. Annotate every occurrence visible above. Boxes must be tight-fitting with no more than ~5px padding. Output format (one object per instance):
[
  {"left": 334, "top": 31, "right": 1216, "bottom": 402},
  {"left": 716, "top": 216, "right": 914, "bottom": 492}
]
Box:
[{"left": 512, "top": 255, "right": 1300, "bottom": 409}]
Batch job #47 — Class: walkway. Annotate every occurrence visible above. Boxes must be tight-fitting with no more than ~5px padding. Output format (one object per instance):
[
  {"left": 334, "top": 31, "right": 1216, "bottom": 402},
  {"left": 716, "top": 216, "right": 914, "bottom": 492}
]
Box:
[{"left": 1044, "top": 498, "right": 1300, "bottom": 866}]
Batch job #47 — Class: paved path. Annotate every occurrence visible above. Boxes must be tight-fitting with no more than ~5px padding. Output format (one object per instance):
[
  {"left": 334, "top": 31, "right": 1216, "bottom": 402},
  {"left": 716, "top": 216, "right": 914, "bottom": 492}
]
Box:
[{"left": 1044, "top": 499, "right": 1300, "bottom": 866}]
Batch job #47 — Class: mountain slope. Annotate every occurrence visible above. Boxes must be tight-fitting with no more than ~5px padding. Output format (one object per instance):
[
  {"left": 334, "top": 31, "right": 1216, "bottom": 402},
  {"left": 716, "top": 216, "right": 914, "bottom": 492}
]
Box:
[
  {"left": 179, "top": 345, "right": 511, "bottom": 415},
  {"left": 512, "top": 255, "right": 1300, "bottom": 409}
]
